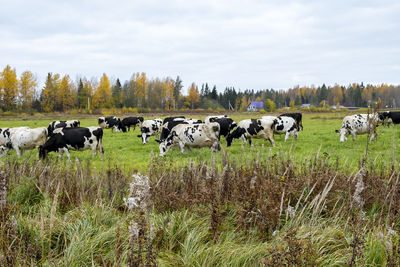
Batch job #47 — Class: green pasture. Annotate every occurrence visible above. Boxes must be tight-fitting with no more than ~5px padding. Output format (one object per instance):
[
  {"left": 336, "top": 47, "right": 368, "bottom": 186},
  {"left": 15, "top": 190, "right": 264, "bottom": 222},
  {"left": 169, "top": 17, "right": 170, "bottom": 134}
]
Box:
[{"left": 0, "top": 112, "right": 399, "bottom": 172}]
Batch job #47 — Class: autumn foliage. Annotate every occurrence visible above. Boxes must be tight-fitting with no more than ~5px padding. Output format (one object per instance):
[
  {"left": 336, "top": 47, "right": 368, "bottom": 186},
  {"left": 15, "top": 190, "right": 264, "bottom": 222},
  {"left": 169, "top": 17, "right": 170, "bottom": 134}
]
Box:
[{"left": 1, "top": 64, "right": 400, "bottom": 112}]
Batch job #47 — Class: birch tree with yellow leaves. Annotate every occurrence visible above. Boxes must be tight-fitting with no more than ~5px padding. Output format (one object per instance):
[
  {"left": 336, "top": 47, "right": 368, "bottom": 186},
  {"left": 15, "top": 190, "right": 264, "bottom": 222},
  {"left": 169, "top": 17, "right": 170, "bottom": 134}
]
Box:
[
  {"left": 19, "top": 71, "right": 37, "bottom": 110},
  {"left": 0, "top": 65, "right": 19, "bottom": 110},
  {"left": 93, "top": 73, "right": 112, "bottom": 108},
  {"left": 187, "top": 82, "right": 200, "bottom": 109}
]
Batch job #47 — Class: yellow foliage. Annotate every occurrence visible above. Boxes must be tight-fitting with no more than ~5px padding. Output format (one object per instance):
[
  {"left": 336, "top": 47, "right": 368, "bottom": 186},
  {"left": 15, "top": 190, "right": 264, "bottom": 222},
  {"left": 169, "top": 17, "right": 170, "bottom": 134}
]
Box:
[
  {"left": 93, "top": 73, "right": 112, "bottom": 108},
  {"left": 1, "top": 65, "right": 19, "bottom": 109}
]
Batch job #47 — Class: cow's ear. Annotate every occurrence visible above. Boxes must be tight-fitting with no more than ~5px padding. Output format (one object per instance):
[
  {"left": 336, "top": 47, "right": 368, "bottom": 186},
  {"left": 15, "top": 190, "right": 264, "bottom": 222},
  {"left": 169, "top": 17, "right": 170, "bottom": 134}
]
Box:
[
  {"left": 335, "top": 130, "right": 340, "bottom": 133},
  {"left": 155, "top": 139, "right": 161, "bottom": 143},
  {"left": 137, "top": 135, "right": 142, "bottom": 138}
]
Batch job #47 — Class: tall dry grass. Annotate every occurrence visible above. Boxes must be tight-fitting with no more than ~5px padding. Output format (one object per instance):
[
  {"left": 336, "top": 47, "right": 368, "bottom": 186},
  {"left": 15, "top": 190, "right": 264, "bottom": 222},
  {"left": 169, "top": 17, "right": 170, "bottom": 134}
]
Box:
[{"left": 0, "top": 149, "right": 399, "bottom": 265}]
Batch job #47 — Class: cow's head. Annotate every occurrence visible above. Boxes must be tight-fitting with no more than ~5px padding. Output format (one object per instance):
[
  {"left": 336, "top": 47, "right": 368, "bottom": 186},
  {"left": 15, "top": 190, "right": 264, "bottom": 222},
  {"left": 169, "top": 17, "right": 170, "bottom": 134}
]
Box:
[
  {"left": 335, "top": 128, "right": 347, "bottom": 142},
  {"left": 226, "top": 133, "right": 234, "bottom": 147},
  {"left": 38, "top": 145, "right": 48, "bottom": 159},
  {"left": 159, "top": 132, "right": 177, "bottom": 156}
]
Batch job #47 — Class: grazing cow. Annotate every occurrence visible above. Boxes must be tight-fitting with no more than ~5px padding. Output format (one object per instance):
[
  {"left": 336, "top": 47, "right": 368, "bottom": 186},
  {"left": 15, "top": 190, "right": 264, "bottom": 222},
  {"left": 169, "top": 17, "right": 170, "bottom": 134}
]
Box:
[
  {"left": 39, "top": 127, "right": 104, "bottom": 162},
  {"left": 162, "top": 116, "right": 185, "bottom": 125},
  {"left": 122, "top": 117, "right": 144, "bottom": 131},
  {"left": 182, "top": 118, "right": 202, "bottom": 124},
  {"left": 0, "top": 127, "right": 30, "bottom": 146},
  {"left": 159, "top": 122, "right": 221, "bottom": 156},
  {"left": 271, "top": 116, "right": 299, "bottom": 141},
  {"left": 261, "top": 116, "right": 277, "bottom": 122},
  {"left": 98, "top": 116, "right": 126, "bottom": 132},
  {"left": 226, "top": 119, "right": 275, "bottom": 147},
  {"left": 137, "top": 119, "right": 163, "bottom": 144},
  {"left": 279, "top": 113, "right": 303, "bottom": 130},
  {"left": 379, "top": 111, "right": 400, "bottom": 126},
  {"left": 48, "top": 120, "right": 80, "bottom": 136},
  {"left": 335, "top": 114, "right": 382, "bottom": 143},
  {"left": 157, "top": 118, "right": 202, "bottom": 142},
  {"left": 205, "top": 115, "right": 228, "bottom": 124},
  {"left": 207, "top": 117, "right": 237, "bottom": 140},
  {"left": 2, "top": 127, "right": 48, "bottom": 157}
]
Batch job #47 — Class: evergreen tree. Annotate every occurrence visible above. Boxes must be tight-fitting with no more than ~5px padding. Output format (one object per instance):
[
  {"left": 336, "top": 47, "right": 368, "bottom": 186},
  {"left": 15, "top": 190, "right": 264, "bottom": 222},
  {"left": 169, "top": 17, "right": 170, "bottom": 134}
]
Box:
[
  {"left": 112, "top": 78, "right": 122, "bottom": 108},
  {"left": 211, "top": 85, "right": 218, "bottom": 100}
]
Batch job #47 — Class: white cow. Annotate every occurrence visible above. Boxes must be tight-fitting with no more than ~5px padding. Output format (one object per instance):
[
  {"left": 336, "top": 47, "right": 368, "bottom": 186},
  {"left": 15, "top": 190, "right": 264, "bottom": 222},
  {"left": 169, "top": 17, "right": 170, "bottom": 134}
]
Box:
[
  {"left": 336, "top": 114, "right": 381, "bottom": 143},
  {"left": 138, "top": 119, "right": 163, "bottom": 144},
  {"left": 3, "top": 127, "right": 48, "bottom": 157},
  {"left": 159, "top": 122, "right": 221, "bottom": 156},
  {"left": 270, "top": 116, "right": 299, "bottom": 141},
  {"left": 0, "top": 127, "right": 30, "bottom": 146}
]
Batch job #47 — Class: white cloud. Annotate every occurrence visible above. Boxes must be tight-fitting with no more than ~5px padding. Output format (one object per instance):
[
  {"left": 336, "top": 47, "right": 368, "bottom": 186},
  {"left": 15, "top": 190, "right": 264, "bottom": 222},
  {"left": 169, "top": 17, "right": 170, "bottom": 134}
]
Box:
[{"left": 0, "top": 0, "right": 399, "bottom": 91}]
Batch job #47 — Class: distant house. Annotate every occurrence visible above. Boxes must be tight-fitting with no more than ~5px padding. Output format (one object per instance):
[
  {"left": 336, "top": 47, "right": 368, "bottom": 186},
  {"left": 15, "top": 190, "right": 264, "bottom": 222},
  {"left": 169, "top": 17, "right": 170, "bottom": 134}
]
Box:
[{"left": 247, "top": 101, "right": 264, "bottom": 112}]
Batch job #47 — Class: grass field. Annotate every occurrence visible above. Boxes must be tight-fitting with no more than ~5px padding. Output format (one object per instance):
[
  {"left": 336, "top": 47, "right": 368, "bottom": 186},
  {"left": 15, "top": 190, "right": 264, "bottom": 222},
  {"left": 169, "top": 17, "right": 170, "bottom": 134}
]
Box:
[
  {"left": 0, "top": 112, "right": 398, "bottom": 172},
  {"left": 1, "top": 112, "right": 400, "bottom": 266}
]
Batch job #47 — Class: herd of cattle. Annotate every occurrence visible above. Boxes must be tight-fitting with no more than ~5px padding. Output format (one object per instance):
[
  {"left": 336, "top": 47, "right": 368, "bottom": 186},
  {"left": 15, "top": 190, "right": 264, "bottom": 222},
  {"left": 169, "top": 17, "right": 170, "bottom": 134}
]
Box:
[{"left": 0, "top": 111, "right": 399, "bottom": 160}]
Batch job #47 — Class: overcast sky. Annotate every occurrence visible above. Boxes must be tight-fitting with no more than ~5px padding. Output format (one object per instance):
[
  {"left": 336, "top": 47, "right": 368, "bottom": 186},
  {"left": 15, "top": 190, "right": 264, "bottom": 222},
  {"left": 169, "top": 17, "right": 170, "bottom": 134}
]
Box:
[{"left": 1, "top": 0, "right": 399, "bottom": 92}]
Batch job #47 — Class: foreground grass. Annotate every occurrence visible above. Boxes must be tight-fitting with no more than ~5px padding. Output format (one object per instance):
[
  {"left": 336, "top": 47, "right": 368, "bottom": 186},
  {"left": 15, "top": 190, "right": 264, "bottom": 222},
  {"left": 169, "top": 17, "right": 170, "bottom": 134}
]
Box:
[
  {"left": 1, "top": 149, "right": 400, "bottom": 266},
  {"left": 0, "top": 112, "right": 399, "bottom": 172}
]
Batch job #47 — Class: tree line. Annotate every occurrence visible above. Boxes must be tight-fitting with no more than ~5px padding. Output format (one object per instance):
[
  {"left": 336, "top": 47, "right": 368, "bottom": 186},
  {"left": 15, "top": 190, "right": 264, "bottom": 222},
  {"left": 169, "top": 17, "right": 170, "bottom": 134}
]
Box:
[{"left": 0, "top": 64, "right": 399, "bottom": 112}]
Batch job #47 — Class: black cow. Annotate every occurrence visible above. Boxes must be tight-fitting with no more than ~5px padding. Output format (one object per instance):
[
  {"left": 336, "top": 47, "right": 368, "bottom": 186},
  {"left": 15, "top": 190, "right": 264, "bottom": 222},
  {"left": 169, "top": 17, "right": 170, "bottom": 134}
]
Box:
[
  {"left": 98, "top": 116, "right": 127, "bottom": 132},
  {"left": 162, "top": 116, "right": 185, "bottom": 125},
  {"left": 380, "top": 111, "right": 400, "bottom": 126},
  {"left": 39, "top": 127, "right": 104, "bottom": 162},
  {"left": 48, "top": 120, "right": 80, "bottom": 136},
  {"left": 279, "top": 113, "right": 303, "bottom": 130},
  {"left": 208, "top": 117, "right": 237, "bottom": 140},
  {"left": 122, "top": 117, "right": 144, "bottom": 131}
]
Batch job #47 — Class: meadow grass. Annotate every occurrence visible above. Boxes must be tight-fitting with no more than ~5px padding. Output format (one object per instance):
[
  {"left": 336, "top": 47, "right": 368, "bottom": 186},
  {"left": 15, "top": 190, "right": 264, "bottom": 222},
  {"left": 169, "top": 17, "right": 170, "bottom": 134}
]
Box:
[
  {"left": 1, "top": 112, "right": 400, "bottom": 265},
  {"left": 0, "top": 111, "right": 398, "bottom": 172}
]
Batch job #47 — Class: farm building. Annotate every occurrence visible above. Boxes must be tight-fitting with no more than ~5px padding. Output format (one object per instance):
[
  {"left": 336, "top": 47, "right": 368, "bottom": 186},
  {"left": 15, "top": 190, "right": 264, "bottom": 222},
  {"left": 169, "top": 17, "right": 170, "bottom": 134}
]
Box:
[{"left": 247, "top": 101, "right": 264, "bottom": 112}]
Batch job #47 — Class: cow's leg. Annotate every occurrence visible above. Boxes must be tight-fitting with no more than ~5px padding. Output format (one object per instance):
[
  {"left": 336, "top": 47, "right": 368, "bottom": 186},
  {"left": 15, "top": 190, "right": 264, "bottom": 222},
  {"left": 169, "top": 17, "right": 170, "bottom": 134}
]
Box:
[
  {"left": 268, "top": 132, "right": 276, "bottom": 147},
  {"left": 248, "top": 137, "right": 252, "bottom": 146},
  {"left": 15, "top": 147, "right": 22, "bottom": 158},
  {"left": 58, "top": 148, "right": 64, "bottom": 158},
  {"left": 63, "top": 148, "right": 72, "bottom": 163},
  {"left": 284, "top": 132, "right": 290, "bottom": 142},
  {"left": 179, "top": 141, "right": 185, "bottom": 153},
  {"left": 351, "top": 131, "right": 356, "bottom": 141}
]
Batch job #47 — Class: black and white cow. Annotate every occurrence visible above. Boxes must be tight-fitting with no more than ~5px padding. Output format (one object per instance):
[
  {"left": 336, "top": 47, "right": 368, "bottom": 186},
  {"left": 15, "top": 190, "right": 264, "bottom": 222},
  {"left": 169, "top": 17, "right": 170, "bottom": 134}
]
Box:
[
  {"left": 226, "top": 119, "right": 275, "bottom": 147},
  {"left": 39, "top": 127, "right": 104, "bottom": 162},
  {"left": 98, "top": 116, "right": 126, "bottom": 132},
  {"left": 158, "top": 122, "right": 221, "bottom": 156},
  {"left": 271, "top": 116, "right": 299, "bottom": 141},
  {"left": 0, "top": 127, "right": 48, "bottom": 157},
  {"left": 279, "top": 113, "right": 303, "bottom": 130},
  {"left": 0, "top": 127, "right": 30, "bottom": 146},
  {"left": 122, "top": 117, "right": 144, "bottom": 131},
  {"left": 335, "top": 114, "right": 381, "bottom": 143},
  {"left": 48, "top": 120, "right": 80, "bottom": 136},
  {"left": 379, "top": 111, "right": 400, "bottom": 126},
  {"left": 162, "top": 116, "right": 185, "bottom": 125},
  {"left": 137, "top": 119, "right": 163, "bottom": 144},
  {"left": 206, "top": 116, "right": 237, "bottom": 140},
  {"left": 157, "top": 118, "right": 202, "bottom": 142},
  {"left": 204, "top": 115, "right": 228, "bottom": 124}
]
